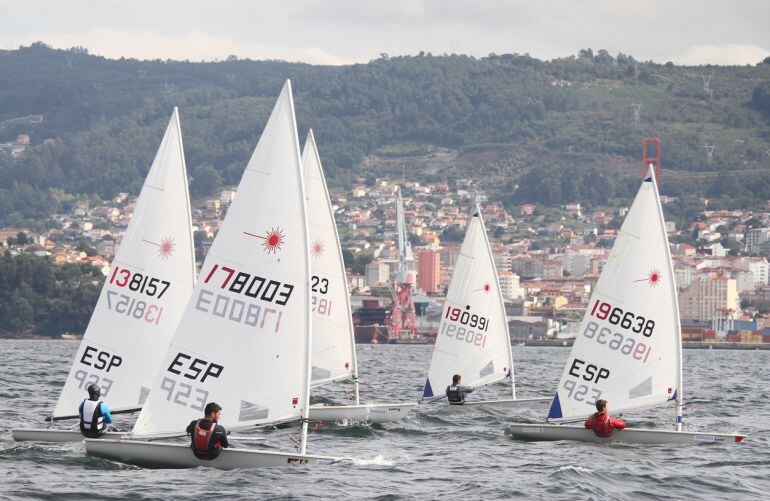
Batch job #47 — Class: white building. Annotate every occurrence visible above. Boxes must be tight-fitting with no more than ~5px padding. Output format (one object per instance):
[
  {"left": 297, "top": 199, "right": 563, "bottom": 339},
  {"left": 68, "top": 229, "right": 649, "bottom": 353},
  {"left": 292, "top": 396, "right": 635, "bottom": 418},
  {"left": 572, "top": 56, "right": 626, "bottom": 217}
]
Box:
[
  {"left": 498, "top": 271, "right": 524, "bottom": 300},
  {"left": 365, "top": 262, "right": 390, "bottom": 286}
]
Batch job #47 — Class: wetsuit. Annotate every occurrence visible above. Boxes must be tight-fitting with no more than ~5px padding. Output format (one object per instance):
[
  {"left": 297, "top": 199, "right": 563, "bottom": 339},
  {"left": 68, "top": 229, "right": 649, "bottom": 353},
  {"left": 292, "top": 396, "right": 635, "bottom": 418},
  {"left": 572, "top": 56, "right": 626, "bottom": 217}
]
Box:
[
  {"left": 446, "top": 384, "right": 474, "bottom": 405},
  {"left": 187, "top": 418, "right": 229, "bottom": 460},
  {"left": 78, "top": 399, "right": 114, "bottom": 438},
  {"left": 584, "top": 412, "right": 627, "bottom": 437}
]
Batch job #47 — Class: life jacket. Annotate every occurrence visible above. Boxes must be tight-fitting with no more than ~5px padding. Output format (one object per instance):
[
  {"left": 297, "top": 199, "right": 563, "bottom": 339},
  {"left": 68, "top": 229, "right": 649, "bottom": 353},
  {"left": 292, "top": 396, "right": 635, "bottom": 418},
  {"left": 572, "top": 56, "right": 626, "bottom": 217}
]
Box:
[
  {"left": 587, "top": 412, "right": 615, "bottom": 438},
  {"left": 79, "top": 399, "right": 105, "bottom": 438},
  {"left": 446, "top": 385, "right": 464, "bottom": 405},
  {"left": 191, "top": 419, "right": 221, "bottom": 460}
]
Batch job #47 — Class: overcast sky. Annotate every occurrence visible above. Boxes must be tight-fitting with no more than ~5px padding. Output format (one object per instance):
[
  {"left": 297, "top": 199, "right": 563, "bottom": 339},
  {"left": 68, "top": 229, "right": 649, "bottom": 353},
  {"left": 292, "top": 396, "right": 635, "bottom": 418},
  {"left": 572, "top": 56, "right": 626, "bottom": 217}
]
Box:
[{"left": 1, "top": 0, "right": 769, "bottom": 66}]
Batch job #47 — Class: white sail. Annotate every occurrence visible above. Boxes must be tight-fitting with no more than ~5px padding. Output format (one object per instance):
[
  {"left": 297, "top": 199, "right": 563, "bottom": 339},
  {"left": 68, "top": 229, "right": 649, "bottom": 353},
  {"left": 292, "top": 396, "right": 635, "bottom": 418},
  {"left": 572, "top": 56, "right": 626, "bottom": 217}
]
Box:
[
  {"left": 422, "top": 203, "right": 514, "bottom": 398},
  {"left": 54, "top": 108, "right": 196, "bottom": 418},
  {"left": 132, "top": 81, "right": 312, "bottom": 438},
  {"left": 547, "top": 165, "right": 681, "bottom": 422},
  {"left": 302, "top": 130, "right": 357, "bottom": 387}
]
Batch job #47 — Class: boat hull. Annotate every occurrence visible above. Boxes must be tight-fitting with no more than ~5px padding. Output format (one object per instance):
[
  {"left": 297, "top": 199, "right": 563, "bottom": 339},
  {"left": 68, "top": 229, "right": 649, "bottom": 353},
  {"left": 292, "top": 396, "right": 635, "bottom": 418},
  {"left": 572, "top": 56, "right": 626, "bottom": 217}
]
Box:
[
  {"left": 504, "top": 423, "right": 746, "bottom": 444},
  {"left": 11, "top": 428, "right": 127, "bottom": 443},
  {"left": 309, "top": 402, "right": 417, "bottom": 423},
  {"left": 85, "top": 439, "right": 342, "bottom": 469}
]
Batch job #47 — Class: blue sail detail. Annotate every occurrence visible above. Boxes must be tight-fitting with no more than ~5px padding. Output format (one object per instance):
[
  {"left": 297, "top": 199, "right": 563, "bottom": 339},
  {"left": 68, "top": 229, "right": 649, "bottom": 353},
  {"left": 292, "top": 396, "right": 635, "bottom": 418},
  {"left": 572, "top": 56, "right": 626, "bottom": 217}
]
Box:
[
  {"left": 423, "top": 378, "right": 434, "bottom": 398},
  {"left": 547, "top": 392, "right": 563, "bottom": 419}
]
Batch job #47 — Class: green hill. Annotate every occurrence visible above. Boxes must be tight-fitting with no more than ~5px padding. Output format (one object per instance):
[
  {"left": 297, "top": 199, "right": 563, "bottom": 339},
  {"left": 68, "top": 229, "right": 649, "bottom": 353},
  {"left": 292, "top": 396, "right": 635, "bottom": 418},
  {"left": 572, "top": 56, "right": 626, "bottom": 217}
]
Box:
[{"left": 1, "top": 43, "right": 769, "bottom": 226}]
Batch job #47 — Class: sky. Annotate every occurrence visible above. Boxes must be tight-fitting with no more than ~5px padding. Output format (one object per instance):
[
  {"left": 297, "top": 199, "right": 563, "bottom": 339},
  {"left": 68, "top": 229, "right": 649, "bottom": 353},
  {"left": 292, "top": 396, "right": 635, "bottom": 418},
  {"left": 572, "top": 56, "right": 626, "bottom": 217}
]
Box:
[{"left": 1, "top": 0, "right": 769, "bottom": 66}]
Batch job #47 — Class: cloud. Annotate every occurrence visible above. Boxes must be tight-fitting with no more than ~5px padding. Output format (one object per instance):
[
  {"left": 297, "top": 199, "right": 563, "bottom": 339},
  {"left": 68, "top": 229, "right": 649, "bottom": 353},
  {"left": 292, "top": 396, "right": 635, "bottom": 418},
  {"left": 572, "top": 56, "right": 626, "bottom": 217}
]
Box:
[
  {"left": 674, "top": 43, "right": 770, "bottom": 66},
  {"left": 2, "top": 29, "right": 354, "bottom": 65}
]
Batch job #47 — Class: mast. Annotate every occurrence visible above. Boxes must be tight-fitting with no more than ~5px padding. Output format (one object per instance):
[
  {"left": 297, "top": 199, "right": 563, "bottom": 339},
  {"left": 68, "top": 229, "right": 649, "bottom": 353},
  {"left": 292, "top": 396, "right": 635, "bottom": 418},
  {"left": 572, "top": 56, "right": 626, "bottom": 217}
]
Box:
[
  {"left": 288, "top": 82, "right": 312, "bottom": 455},
  {"left": 173, "top": 107, "right": 198, "bottom": 286},
  {"left": 648, "top": 164, "right": 683, "bottom": 430},
  {"left": 475, "top": 195, "right": 516, "bottom": 399}
]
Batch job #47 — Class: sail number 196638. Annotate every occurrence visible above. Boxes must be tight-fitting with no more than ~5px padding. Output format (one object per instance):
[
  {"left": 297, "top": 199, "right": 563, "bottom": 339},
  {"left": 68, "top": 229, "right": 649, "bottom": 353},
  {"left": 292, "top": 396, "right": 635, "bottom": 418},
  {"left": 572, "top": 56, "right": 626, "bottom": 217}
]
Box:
[{"left": 590, "top": 300, "right": 655, "bottom": 337}]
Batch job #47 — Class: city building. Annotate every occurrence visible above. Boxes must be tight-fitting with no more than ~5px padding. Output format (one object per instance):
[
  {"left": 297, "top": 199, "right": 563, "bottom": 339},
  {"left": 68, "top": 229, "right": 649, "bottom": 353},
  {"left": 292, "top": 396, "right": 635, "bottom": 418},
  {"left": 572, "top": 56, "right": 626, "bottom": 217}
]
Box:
[
  {"left": 679, "top": 273, "right": 739, "bottom": 322},
  {"left": 417, "top": 249, "right": 441, "bottom": 293},
  {"left": 365, "top": 262, "right": 390, "bottom": 286}
]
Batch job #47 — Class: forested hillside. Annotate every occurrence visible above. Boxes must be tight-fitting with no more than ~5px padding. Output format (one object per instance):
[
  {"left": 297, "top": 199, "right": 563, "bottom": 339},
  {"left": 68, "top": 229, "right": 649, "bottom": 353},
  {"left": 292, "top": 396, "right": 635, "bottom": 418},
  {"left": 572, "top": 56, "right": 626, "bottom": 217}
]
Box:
[
  {"left": 0, "top": 252, "right": 101, "bottom": 336},
  {"left": 1, "top": 43, "right": 770, "bottom": 226}
]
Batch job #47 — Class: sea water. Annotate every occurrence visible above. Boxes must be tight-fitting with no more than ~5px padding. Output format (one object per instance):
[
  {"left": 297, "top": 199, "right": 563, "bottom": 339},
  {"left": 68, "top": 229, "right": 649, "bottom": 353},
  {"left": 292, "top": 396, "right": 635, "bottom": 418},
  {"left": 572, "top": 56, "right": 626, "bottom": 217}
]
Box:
[{"left": 1, "top": 341, "right": 766, "bottom": 500}]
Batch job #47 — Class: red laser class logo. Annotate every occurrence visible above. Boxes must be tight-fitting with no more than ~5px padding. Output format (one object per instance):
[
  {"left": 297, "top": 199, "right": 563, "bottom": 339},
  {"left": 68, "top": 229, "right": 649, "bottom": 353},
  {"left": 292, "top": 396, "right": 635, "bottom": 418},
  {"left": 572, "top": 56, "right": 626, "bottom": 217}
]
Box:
[
  {"left": 143, "top": 236, "right": 176, "bottom": 259},
  {"left": 244, "top": 227, "right": 285, "bottom": 254},
  {"left": 311, "top": 240, "right": 325, "bottom": 259},
  {"left": 475, "top": 282, "right": 492, "bottom": 294},
  {"left": 634, "top": 268, "right": 662, "bottom": 287}
]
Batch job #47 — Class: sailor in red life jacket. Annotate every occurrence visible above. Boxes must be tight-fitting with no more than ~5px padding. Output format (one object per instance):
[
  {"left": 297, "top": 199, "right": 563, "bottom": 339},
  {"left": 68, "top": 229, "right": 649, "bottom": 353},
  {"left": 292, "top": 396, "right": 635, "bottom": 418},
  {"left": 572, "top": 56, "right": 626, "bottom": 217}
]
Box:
[
  {"left": 186, "top": 402, "right": 229, "bottom": 460},
  {"left": 584, "top": 399, "right": 627, "bottom": 438}
]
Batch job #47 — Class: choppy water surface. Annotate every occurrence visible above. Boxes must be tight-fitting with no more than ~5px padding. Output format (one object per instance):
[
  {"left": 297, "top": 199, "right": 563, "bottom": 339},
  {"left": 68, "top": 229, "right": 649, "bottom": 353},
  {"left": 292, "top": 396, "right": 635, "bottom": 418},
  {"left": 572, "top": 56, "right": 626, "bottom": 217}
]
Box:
[{"left": 0, "top": 341, "right": 767, "bottom": 500}]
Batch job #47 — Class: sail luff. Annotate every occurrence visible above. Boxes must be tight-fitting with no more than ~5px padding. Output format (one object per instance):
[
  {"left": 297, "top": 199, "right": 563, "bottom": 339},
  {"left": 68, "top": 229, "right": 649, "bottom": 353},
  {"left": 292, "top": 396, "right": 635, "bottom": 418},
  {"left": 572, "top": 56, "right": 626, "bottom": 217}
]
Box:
[
  {"left": 173, "top": 107, "right": 198, "bottom": 286},
  {"left": 287, "top": 82, "right": 313, "bottom": 455},
  {"left": 475, "top": 201, "right": 516, "bottom": 399},
  {"left": 305, "top": 129, "right": 360, "bottom": 405},
  {"left": 647, "top": 164, "right": 684, "bottom": 429}
]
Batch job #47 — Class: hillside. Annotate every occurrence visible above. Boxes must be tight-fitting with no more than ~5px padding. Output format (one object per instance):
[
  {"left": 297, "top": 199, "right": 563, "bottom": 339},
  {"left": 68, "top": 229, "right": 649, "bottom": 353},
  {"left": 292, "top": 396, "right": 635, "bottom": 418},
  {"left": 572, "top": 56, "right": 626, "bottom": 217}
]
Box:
[{"left": 1, "top": 43, "right": 770, "bottom": 226}]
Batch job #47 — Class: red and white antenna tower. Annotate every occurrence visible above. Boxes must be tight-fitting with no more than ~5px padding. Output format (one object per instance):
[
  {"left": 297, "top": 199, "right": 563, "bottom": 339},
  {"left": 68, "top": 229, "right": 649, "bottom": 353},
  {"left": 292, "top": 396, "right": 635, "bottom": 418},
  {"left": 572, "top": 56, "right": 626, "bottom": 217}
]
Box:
[{"left": 642, "top": 138, "right": 661, "bottom": 183}]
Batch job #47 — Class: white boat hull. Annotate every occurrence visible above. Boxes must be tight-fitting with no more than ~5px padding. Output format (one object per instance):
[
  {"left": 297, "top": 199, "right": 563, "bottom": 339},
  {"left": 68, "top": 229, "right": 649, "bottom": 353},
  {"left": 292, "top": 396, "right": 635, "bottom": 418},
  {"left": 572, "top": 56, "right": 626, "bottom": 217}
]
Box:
[
  {"left": 85, "top": 439, "right": 342, "bottom": 469},
  {"left": 504, "top": 423, "right": 747, "bottom": 444},
  {"left": 459, "top": 396, "right": 552, "bottom": 410},
  {"left": 309, "top": 402, "right": 417, "bottom": 423},
  {"left": 11, "top": 428, "right": 127, "bottom": 443}
]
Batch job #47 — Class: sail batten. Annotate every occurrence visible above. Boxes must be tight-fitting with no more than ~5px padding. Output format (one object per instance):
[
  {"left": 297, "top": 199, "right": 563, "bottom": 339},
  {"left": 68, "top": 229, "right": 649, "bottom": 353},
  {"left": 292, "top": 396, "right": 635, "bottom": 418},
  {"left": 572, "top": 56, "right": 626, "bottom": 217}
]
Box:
[
  {"left": 547, "top": 165, "right": 680, "bottom": 422},
  {"left": 53, "top": 109, "right": 195, "bottom": 419}
]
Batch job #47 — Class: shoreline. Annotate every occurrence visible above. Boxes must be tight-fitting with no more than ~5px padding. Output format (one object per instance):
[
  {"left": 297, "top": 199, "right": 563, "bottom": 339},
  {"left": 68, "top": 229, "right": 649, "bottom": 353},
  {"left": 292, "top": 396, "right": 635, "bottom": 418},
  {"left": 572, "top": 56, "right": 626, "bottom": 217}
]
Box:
[{"left": 4, "top": 335, "right": 770, "bottom": 350}]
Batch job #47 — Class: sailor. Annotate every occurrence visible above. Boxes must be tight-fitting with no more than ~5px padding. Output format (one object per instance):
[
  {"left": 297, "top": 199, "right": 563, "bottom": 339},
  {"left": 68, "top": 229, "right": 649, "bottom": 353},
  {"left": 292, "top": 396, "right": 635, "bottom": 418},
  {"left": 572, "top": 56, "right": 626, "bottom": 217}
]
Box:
[
  {"left": 446, "top": 374, "right": 474, "bottom": 405},
  {"left": 584, "top": 399, "right": 627, "bottom": 438},
  {"left": 186, "top": 402, "right": 229, "bottom": 460},
  {"left": 79, "top": 384, "right": 115, "bottom": 438}
]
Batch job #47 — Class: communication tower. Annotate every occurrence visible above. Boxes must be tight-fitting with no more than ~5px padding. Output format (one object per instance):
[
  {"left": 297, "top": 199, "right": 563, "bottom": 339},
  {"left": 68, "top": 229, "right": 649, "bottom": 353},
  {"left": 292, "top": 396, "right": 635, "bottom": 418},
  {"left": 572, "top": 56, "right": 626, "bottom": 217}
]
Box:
[{"left": 390, "top": 187, "right": 418, "bottom": 340}]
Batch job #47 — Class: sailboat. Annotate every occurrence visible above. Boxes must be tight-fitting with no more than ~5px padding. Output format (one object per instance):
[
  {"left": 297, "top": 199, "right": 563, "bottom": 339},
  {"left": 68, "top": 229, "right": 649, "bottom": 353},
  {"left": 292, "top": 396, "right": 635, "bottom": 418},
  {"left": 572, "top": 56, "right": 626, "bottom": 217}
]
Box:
[
  {"left": 422, "top": 200, "right": 551, "bottom": 409},
  {"left": 301, "top": 130, "right": 417, "bottom": 424},
  {"left": 12, "top": 108, "right": 196, "bottom": 442},
  {"left": 505, "top": 165, "right": 747, "bottom": 444},
  {"left": 85, "top": 81, "right": 344, "bottom": 468}
]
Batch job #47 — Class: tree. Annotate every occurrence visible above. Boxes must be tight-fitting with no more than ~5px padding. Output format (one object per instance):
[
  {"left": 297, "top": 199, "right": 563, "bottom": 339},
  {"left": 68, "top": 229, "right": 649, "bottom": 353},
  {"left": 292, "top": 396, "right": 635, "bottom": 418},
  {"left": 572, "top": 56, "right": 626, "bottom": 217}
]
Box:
[
  {"left": 751, "top": 82, "right": 770, "bottom": 115},
  {"left": 191, "top": 164, "right": 223, "bottom": 198},
  {"left": 440, "top": 226, "right": 465, "bottom": 243},
  {"left": 16, "top": 232, "right": 29, "bottom": 245},
  {"left": 351, "top": 253, "right": 373, "bottom": 274}
]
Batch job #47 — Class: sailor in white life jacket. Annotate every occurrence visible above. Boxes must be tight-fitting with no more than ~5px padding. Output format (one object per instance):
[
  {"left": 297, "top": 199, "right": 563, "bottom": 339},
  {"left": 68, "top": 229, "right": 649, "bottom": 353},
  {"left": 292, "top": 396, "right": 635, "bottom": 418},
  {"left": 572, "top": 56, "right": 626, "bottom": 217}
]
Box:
[
  {"left": 79, "top": 384, "right": 115, "bottom": 438},
  {"left": 446, "top": 374, "right": 474, "bottom": 405}
]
